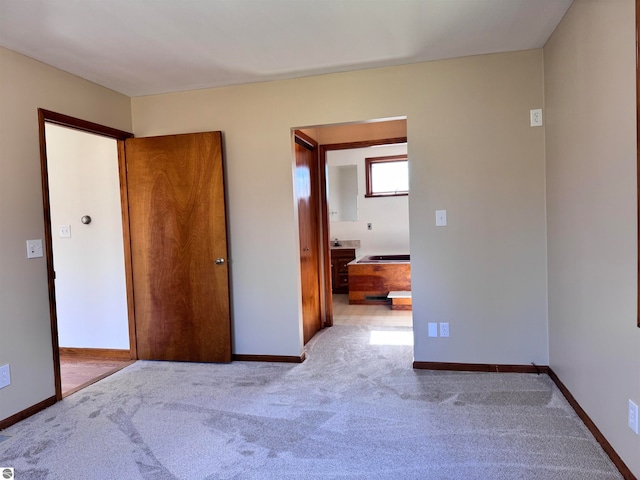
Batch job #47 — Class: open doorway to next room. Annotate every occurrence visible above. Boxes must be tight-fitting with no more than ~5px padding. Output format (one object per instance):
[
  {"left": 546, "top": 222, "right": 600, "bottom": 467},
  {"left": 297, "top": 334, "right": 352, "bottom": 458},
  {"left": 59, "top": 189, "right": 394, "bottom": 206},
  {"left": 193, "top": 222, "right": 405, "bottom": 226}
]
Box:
[
  {"left": 44, "top": 122, "right": 133, "bottom": 397},
  {"left": 296, "top": 118, "right": 412, "bottom": 335}
]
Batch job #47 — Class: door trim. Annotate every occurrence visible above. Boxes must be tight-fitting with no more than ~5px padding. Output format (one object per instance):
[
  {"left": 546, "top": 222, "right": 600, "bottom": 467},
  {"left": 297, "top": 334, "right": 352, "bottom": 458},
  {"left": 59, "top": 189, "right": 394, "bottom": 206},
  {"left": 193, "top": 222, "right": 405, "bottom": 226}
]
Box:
[{"left": 37, "top": 109, "right": 134, "bottom": 401}]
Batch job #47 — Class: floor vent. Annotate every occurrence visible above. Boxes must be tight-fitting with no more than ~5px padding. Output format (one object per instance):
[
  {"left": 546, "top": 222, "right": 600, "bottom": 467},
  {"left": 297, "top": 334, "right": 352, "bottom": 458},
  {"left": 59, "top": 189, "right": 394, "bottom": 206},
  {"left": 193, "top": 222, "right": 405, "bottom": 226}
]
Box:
[{"left": 365, "top": 295, "right": 389, "bottom": 302}]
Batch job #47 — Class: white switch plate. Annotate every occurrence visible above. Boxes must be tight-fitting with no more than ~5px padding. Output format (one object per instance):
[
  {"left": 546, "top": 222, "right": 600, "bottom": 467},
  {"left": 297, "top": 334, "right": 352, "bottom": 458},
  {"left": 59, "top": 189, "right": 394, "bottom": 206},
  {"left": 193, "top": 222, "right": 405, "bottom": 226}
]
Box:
[
  {"left": 629, "top": 400, "right": 639, "bottom": 434},
  {"left": 0, "top": 364, "right": 10, "bottom": 389},
  {"left": 436, "top": 210, "right": 447, "bottom": 227},
  {"left": 26, "top": 239, "right": 43, "bottom": 259},
  {"left": 59, "top": 225, "right": 71, "bottom": 238},
  {"left": 428, "top": 322, "right": 438, "bottom": 337},
  {"left": 440, "top": 322, "right": 450, "bottom": 337},
  {"left": 530, "top": 109, "right": 543, "bottom": 127}
]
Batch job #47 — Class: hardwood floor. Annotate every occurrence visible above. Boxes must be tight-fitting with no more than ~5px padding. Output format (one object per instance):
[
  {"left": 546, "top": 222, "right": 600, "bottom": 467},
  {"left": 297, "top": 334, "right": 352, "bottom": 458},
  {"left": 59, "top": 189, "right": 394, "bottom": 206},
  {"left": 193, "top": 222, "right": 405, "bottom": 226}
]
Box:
[
  {"left": 60, "top": 355, "right": 134, "bottom": 398},
  {"left": 332, "top": 294, "right": 412, "bottom": 327}
]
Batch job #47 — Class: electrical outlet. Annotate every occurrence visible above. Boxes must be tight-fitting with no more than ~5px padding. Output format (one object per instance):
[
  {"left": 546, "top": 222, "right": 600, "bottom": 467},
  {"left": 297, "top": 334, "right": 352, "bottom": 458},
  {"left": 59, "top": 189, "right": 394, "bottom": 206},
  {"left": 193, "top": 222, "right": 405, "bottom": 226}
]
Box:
[
  {"left": 0, "top": 364, "right": 10, "bottom": 389},
  {"left": 629, "top": 400, "right": 639, "bottom": 435},
  {"left": 26, "top": 239, "right": 43, "bottom": 259},
  {"left": 530, "top": 108, "right": 543, "bottom": 127},
  {"left": 59, "top": 225, "right": 71, "bottom": 238},
  {"left": 439, "top": 322, "right": 449, "bottom": 337}
]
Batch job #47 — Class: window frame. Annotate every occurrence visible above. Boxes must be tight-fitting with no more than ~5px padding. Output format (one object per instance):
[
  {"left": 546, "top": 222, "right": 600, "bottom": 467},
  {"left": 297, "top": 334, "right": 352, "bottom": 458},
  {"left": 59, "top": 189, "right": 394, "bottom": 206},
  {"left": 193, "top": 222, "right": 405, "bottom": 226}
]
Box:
[{"left": 364, "top": 154, "right": 409, "bottom": 198}]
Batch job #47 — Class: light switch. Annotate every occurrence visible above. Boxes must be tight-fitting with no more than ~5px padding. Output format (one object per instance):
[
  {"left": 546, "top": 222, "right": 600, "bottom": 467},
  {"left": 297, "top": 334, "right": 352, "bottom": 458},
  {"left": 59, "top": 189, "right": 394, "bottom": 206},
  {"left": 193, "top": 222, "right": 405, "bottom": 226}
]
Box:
[
  {"left": 436, "top": 210, "right": 447, "bottom": 226},
  {"left": 26, "top": 239, "right": 43, "bottom": 259},
  {"left": 428, "top": 322, "right": 438, "bottom": 337},
  {"left": 59, "top": 225, "right": 71, "bottom": 238}
]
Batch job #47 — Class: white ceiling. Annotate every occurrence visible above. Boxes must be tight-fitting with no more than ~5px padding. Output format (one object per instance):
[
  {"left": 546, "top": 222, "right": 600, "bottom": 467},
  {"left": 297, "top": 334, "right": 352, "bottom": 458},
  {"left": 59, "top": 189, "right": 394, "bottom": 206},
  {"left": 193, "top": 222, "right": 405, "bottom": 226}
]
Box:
[{"left": 0, "top": 0, "right": 573, "bottom": 97}]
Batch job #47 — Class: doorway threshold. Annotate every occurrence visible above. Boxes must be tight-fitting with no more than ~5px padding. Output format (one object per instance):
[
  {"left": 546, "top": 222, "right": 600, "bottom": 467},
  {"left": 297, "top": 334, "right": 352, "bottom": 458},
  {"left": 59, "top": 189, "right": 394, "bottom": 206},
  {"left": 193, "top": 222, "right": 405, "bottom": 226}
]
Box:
[{"left": 60, "top": 358, "right": 135, "bottom": 398}]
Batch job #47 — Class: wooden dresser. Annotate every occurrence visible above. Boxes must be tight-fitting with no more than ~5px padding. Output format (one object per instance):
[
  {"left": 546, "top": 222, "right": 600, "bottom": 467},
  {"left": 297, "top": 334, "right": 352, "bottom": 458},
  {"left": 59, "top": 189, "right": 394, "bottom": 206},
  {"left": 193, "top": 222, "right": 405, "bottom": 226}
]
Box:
[{"left": 330, "top": 248, "right": 356, "bottom": 293}]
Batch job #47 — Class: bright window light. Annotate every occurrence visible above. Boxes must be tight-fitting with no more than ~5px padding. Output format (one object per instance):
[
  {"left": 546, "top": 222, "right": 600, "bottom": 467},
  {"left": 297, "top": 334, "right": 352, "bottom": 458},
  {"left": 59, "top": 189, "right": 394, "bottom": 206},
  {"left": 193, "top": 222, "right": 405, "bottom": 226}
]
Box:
[
  {"left": 371, "top": 161, "right": 408, "bottom": 193},
  {"left": 369, "top": 330, "right": 414, "bottom": 346},
  {"left": 365, "top": 155, "right": 409, "bottom": 197}
]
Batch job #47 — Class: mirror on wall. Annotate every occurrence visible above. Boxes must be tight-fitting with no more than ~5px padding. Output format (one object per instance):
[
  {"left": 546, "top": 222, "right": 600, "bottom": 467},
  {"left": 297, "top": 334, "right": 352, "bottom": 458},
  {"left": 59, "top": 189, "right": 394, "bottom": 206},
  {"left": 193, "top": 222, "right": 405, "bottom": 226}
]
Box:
[{"left": 328, "top": 165, "right": 358, "bottom": 221}]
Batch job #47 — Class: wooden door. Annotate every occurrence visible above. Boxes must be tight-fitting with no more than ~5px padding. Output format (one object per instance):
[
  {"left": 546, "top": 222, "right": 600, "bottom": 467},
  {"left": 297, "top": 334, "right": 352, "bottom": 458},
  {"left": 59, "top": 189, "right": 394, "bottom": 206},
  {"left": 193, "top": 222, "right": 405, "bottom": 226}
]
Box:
[
  {"left": 125, "top": 132, "right": 231, "bottom": 362},
  {"left": 294, "top": 133, "right": 323, "bottom": 344}
]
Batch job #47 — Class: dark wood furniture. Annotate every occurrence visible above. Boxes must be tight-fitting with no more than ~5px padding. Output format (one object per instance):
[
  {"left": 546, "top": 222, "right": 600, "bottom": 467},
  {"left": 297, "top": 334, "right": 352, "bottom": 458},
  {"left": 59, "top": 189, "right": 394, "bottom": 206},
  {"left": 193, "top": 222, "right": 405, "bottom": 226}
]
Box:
[
  {"left": 331, "top": 248, "right": 356, "bottom": 293},
  {"left": 348, "top": 262, "right": 411, "bottom": 305}
]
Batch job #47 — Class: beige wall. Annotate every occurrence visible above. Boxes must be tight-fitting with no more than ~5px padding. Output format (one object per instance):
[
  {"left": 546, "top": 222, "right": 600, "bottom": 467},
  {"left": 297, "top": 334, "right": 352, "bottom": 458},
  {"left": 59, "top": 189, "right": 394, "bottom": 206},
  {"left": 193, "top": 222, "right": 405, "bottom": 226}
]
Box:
[
  {"left": 544, "top": 0, "right": 640, "bottom": 475},
  {"left": 132, "top": 49, "right": 548, "bottom": 363},
  {"left": 0, "top": 46, "right": 132, "bottom": 420}
]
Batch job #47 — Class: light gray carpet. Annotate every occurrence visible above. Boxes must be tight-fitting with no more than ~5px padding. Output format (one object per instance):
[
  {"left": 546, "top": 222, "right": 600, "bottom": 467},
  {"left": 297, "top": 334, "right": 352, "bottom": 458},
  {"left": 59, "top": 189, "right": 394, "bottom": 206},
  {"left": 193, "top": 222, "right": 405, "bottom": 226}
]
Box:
[{"left": 0, "top": 325, "right": 623, "bottom": 479}]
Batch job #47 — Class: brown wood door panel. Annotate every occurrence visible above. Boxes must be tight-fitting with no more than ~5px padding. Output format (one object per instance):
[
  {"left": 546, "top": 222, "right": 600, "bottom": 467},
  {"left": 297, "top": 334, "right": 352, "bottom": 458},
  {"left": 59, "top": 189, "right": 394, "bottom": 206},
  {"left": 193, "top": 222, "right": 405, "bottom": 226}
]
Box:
[
  {"left": 125, "top": 132, "right": 231, "bottom": 362},
  {"left": 295, "top": 138, "right": 322, "bottom": 344}
]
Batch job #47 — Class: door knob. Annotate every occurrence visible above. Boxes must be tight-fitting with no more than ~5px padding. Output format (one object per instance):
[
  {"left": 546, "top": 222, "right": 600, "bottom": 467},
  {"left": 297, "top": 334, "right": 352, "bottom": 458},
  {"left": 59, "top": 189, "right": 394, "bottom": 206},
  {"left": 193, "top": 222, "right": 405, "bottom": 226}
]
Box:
[
  {"left": 303, "top": 247, "right": 310, "bottom": 252},
  {"left": 215, "top": 258, "right": 225, "bottom": 265}
]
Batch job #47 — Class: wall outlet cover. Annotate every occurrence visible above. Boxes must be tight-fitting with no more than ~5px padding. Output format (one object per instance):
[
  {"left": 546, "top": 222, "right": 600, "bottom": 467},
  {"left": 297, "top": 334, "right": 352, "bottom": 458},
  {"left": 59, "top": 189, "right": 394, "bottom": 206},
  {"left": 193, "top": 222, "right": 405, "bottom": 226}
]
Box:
[
  {"left": 629, "top": 400, "right": 639, "bottom": 435},
  {"left": 59, "top": 225, "right": 71, "bottom": 238},
  {"left": 26, "top": 239, "right": 43, "bottom": 259},
  {"left": 0, "top": 364, "right": 10, "bottom": 389},
  {"left": 530, "top": 108, "right": 543, "bottom": 127},
  {"left": 439, "top": 322, "right": 449, "bottom": 337}
]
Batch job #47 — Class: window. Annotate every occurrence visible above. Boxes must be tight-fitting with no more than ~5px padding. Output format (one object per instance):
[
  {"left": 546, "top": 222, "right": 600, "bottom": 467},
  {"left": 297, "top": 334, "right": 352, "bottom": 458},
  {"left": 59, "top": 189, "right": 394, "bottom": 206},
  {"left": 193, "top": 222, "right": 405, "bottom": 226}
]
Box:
[{"left": 365, "top": 155, "right": 408, "bottom": 197}]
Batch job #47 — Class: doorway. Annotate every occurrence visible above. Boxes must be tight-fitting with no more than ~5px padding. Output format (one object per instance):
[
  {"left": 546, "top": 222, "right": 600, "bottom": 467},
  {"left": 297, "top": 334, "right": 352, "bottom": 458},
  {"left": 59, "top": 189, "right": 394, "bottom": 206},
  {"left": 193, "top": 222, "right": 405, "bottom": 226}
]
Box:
[
  {"left": 38, "top": 109, "right": 135, "bottom": 400},
  {"left": 46, "top": 123, "right": 134, "bottom": 396},
  {"left": 293, "top": 119, "right": 411, "bottom": 340},
  {"left": 324, "top": 140, "right": 412, "bottom": 329},
  {"left": 40, "top": 112, "right": 233, "bottom": 399}
]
